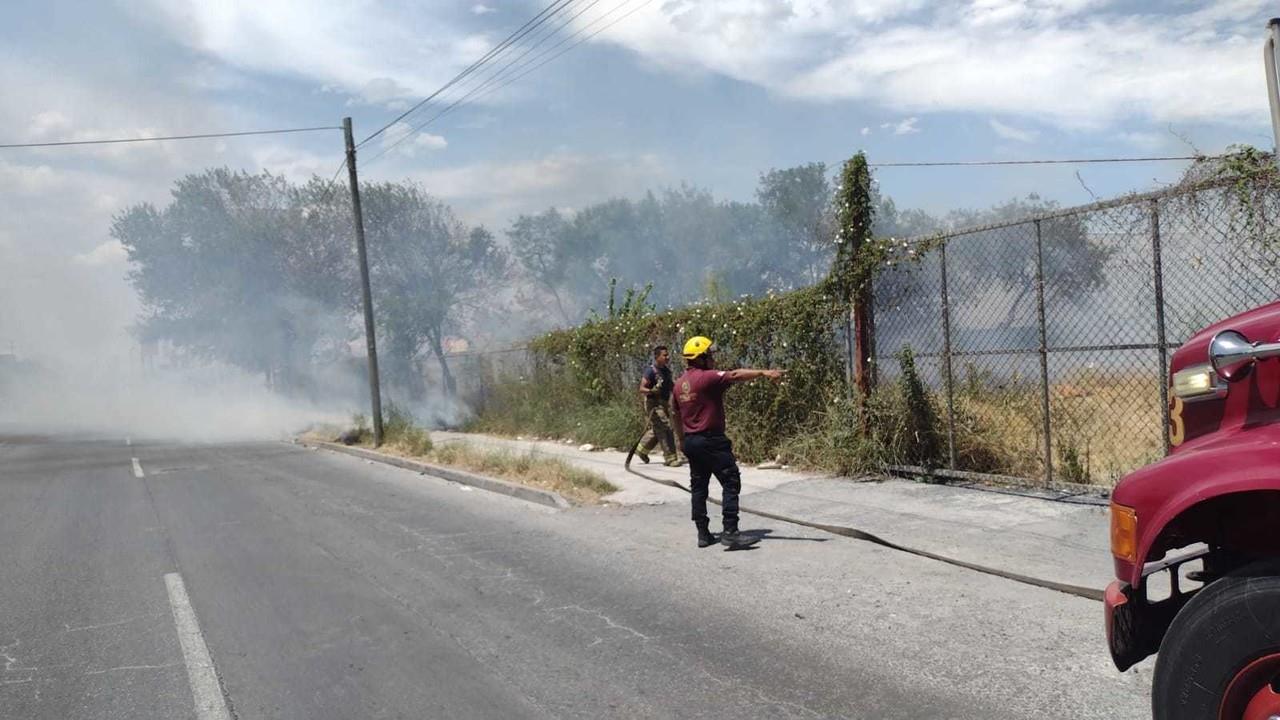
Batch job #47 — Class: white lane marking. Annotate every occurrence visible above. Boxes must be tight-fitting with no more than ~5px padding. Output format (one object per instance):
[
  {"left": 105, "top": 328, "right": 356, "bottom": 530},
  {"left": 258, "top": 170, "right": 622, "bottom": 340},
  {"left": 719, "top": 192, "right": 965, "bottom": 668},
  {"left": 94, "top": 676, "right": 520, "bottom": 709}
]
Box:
[
  {"left": 132, "top": 458, "right": 145, "bottom": 478},
  {"left": 164, "top": 573, "right": 232, "bottom": 720}
]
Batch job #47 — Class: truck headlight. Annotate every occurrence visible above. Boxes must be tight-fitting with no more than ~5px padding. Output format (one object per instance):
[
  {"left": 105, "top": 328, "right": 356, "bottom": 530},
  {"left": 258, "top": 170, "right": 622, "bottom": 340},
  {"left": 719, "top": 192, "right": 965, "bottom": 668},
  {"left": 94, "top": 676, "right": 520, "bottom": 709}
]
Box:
[
  {"left": 1172, "top": 363, "right": 1222, "bottom": 401},
  {"left": 1110, "top": 503, "right": 1138, "bottom": 563}
]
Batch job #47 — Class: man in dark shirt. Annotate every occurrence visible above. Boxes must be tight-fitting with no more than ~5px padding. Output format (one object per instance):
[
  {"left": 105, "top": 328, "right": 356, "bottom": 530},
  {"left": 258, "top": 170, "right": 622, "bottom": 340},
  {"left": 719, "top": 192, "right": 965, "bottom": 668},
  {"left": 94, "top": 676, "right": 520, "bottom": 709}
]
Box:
[
  {"left": 672, "top": 336, "right": 783, "bottom": 548},
  {"left": 635, "top": 345, "right": 682, "bottom": 466}
]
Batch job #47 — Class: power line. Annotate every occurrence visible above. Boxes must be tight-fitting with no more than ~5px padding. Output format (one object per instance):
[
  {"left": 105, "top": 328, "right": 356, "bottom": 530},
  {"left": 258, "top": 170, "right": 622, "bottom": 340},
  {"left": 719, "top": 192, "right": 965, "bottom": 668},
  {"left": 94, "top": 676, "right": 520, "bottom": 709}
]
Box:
[
  {"left": 481, "top": 0, "right": 653, "bottom": 100},
  {"left": 365, "top": 0, "right": 600, "bottom": 161},
  {"left": 0, "top": 126, "right": 341, "bottom": 149},
  {"left": 367, "top": 0, "right": 654, "bottom": 166},
  {"left": 329, "top": 158, "right": 350, "bottom": 184},
  {"left": 356, "top": 0, "right": 576, "bottom": 148},
  {"left": 434, "top": 0, "right": 607, "bottom": 120},
  {"left": 866, "top": 155, "right": 1208, "bottom": 168}
]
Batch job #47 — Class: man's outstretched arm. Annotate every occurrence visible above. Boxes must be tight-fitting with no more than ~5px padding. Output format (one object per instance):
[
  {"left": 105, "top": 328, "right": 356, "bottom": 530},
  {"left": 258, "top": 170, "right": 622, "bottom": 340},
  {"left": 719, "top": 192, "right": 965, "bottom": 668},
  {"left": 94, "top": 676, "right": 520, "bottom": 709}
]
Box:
[{"left": 723, "top": 368, "right": 784, "bottom": 384}]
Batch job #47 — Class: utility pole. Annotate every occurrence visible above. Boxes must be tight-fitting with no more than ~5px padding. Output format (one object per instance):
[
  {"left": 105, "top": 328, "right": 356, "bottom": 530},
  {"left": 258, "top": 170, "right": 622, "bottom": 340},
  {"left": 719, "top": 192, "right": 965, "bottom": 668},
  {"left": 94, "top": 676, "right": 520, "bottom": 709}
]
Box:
[
  {"left": 343, "top": 117, "right": 384, "bottom": 446},
  {"left": 1267, "top": 19, "right": 1280, "bottom": 162}
]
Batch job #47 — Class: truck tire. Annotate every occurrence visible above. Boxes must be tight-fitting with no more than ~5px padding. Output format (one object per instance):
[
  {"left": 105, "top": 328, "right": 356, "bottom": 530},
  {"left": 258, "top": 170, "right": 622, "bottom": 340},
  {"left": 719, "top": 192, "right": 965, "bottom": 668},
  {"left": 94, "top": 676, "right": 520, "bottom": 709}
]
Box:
[{"left": 1152, "top": 560, "right": 1280, "bottom": 720}]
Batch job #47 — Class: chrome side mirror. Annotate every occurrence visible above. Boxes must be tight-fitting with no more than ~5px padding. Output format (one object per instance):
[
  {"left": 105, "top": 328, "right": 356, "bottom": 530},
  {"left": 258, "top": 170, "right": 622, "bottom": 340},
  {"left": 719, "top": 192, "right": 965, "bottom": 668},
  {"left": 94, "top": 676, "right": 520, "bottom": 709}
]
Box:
[{"left": 1210, "top": 330, "right": 1280, "bottom": 382}]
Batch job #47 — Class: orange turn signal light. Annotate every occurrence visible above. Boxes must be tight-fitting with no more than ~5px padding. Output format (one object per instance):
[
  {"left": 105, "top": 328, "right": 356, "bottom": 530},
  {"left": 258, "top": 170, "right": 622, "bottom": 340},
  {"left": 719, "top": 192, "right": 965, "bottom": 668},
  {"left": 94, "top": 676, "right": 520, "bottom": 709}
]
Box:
[{"left": 1110, "top": 503, "right": 1138, "bottom": 563}]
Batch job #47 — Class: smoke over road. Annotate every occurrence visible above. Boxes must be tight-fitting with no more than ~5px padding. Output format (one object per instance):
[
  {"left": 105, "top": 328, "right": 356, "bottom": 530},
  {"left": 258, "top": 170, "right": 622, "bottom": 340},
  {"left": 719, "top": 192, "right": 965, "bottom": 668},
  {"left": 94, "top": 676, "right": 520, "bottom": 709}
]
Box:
[{"left": 0, "top": 356, "right": 351, "bottom": 442}]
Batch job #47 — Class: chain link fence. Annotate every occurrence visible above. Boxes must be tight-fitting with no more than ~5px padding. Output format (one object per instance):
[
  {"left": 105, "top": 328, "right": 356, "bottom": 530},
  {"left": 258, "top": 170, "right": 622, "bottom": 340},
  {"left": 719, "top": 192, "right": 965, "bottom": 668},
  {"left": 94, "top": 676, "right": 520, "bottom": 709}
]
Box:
[
  {"left": 422, "top": 345, "right": 535, "bottom": 421},
  {"left": 873, "top": 174, "right": 1280, "bottom": 487}
]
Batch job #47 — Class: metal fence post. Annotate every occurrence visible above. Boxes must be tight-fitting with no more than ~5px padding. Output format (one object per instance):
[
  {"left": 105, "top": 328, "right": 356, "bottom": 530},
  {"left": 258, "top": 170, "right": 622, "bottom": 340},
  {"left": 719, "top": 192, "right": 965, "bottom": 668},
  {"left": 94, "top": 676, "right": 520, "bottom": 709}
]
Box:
[
  {"left": 1151, "top": 199, "right": 1171, "bottom": 454},
  {"left": 1034, "top": 220, "right": 1053, "bottom": 486},
  {"left": 939, "top": 243, "right": 957, "bottom": 469},
  {"left": 844, "top": 314, "right": 855, "bottom": 389}
]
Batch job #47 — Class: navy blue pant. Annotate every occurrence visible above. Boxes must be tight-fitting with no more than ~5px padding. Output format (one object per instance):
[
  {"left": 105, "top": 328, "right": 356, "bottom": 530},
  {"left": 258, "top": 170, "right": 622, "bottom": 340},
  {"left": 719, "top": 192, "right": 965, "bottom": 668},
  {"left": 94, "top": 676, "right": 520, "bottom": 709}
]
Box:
[{"left": 683, "top": 432, "right": 741, "bottom": 529}]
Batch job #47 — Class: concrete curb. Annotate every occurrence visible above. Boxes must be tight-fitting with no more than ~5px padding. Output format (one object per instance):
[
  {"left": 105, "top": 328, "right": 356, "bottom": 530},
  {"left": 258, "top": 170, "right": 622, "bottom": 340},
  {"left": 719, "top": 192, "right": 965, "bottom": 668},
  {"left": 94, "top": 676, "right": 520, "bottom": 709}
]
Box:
[{"left": 298, "top": 440, "right": 572, "bottom": 510}]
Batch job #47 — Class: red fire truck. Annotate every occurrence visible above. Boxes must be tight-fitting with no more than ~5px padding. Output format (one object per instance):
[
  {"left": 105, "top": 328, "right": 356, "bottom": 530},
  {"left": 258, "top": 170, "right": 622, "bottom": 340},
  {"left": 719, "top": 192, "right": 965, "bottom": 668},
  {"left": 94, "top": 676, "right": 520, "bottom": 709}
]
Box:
[{"left": 1106, "top": 301, "right": 1280, "bottom": 718}]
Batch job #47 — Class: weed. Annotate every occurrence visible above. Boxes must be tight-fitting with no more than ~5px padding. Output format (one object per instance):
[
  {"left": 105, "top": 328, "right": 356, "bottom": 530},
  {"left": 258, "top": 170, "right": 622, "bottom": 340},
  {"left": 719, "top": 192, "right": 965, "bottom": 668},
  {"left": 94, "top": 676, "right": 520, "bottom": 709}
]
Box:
[
  {"left": 466, "top": 368, "right": 642, "bottom": 449},
  {"left": 896, "top": 346, "right": 944, "bottom": 469},
  {"left": 428, "top": 441, "right": 617, "bottom": 504}
]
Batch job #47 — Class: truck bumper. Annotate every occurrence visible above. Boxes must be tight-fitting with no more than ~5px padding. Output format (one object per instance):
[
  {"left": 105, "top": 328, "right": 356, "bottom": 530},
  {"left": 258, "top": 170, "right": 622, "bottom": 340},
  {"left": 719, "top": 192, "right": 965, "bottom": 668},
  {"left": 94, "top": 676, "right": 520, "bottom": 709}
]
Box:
[
  {"left": 1104, "top": 581, "right": 1138, "bottom": 670},
  {"left": 1105, "top": 579, "right": 1187, "bottom": 671}
]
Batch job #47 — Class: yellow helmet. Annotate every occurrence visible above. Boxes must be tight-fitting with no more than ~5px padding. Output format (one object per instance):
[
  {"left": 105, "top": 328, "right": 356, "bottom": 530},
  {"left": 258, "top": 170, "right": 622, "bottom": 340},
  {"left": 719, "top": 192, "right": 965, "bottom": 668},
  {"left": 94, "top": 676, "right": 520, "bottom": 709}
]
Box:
[{"left": 682, "top": 336, "right": 715, "bottom": 360}]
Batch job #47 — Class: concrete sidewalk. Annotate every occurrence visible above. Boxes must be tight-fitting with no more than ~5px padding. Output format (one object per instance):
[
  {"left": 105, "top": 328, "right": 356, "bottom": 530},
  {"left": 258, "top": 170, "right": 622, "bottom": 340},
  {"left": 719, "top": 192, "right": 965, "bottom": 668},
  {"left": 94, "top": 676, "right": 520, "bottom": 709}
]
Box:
[{"left": 431, "top": 431, "right": 1114, "bottom": 593}]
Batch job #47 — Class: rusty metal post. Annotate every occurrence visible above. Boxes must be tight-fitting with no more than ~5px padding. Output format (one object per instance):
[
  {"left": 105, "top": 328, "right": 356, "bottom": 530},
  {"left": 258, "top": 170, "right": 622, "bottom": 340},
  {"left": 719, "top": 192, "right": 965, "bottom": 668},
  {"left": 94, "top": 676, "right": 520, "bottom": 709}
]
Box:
[
  {"left": 1034, "top": 220, "right": 1053, "bottom": 486},
  {"left": 844, "top": 315, "right": 855, "bottom": 389},
  {"left": 939, "top": 243, "right": 957, "bottom": 469},
  {"left": 1151, "top": 200, "right": 1171, "bottom": 454},
  {"left": 853, "top": 290, "right": 874, "bottom": 395},
  {"left": 865, "top": 286, "right": 877, "bottom": 389}
]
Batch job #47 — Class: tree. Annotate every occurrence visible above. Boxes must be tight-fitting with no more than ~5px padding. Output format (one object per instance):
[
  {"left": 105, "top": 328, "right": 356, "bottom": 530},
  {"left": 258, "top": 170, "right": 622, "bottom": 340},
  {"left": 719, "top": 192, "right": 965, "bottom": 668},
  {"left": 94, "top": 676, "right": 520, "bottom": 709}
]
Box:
[
  {"left": 114, "top": 170, "right": 499, "bottom": 404},
  {"left": 756, "top": 162, "right": 834, "bottom": 288},
  {"left": 362, "top": 182, "right": 505, "bottom": 399},
  {"left": 943, "top": 194, "right": 1112, "bottom": 327},
  {"left": 508, "top": 208, "right": 577, "bottom": 325},
  {"left": 113, "top": 168, "right": 340, "bottom": 393}
]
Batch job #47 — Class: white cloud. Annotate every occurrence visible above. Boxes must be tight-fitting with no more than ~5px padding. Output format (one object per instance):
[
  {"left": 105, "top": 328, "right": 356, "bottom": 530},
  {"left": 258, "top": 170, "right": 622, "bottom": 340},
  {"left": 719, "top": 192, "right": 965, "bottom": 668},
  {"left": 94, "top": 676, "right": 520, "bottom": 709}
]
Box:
[
  {"left": 131, "top": 2, "right": 495, "bottom": 104},
  {"left": 72, "top": 240, "right": 128, "bottom": 266},
  {"left": 1117, "top": 130, "right": 1169, "bottom": 152},
  {"left": 891, "top": 117, "right": 919, "bottom": 135},
  {"left": 588, "top": 1, "right": 1274, "bottom": 130},
  {"left": 472, "top": 4, "right": 496, "bottom": 15},
  {"left": 29, "top": 111, "right": 72, "bottom": 138},
  {"left": 860, "top": 126, "right": 871, "bottom": 136},
  {"left": 248, "top": 144, "right": 335, "bottom": 183},
  {"left": 414, "top": 133, "right": 448, "bottom": 151},
  {"left": 989, "top": 118, "right": 1038, "bottom": 143},
  {"left": 359, "top": 77, "right": 414, "bottom": 106},
  {"left": 377, "top": 122, "right": 448, "bottom": 158},
  {"left": 879, "top": 117, "right": 919, "bottom": 135}
]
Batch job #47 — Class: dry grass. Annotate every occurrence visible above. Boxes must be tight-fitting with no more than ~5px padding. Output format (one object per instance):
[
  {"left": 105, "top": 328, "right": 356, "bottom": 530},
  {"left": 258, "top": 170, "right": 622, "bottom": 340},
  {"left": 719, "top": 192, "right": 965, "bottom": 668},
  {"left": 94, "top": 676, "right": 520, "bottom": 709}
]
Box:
[
  {"left": 303, "top": 421, "right": 618, "bottom": 505},
  {"left": 1047, "top": 370, "right": 1165, "bottom": 485},
  {"left": 429, "top": 442, "right": 618, "bottom": 505},
  {"left": 950, "top": 368, "right": 1165, "bottom": 486},
  {"left": 777, "top": 368, "right": 1167, "bottom": 487}
]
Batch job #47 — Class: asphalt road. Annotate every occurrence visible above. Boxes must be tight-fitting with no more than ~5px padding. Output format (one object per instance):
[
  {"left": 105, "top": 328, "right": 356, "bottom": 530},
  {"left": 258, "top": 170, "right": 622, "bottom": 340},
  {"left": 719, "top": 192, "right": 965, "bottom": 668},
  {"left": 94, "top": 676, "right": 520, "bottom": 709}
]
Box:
[{"left": 0, "top": 435, "right": 1151, "bottom": 719}]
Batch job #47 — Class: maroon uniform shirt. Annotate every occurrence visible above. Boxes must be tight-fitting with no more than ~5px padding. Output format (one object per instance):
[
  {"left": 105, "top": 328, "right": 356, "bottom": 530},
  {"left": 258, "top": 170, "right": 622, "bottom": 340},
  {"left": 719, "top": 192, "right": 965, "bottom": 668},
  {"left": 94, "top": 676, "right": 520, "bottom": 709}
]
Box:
[{"left": 673, "top": 366, "right": 731, "bottom": 434}]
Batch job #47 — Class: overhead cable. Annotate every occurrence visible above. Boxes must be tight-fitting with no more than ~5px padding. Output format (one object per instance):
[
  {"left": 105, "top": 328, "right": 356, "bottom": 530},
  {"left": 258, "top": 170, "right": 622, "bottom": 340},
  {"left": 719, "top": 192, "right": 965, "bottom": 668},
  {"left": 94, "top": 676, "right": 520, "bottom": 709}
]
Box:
[
  {"left": 0, "top": 126, "right": 341, "bottom": 149},
  {"left": 868, "top": 155, "right": 1208, "bottom": 167},
  {"left": 356, "top": 0, "right": 577, "bottom": 148},
  {"left": 367, "top": 0, "right": 608, "bottom": 162},
  {"left": 477, "top": 0, "right": 655, "bottom": 101},
  {"left": 367, "top": 0, "right": 655, "bottom": 166},
  {"left": 425, "top": 0, "right": 607, "bottom": 120}
]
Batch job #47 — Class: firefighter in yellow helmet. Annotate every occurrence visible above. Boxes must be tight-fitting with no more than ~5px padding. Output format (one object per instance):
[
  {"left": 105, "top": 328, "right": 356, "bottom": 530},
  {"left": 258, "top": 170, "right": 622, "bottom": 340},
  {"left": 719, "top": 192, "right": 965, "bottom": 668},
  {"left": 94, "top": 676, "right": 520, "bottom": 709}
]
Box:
[{"left": 672, "top": 336, "right": 784, "bottom": 548}]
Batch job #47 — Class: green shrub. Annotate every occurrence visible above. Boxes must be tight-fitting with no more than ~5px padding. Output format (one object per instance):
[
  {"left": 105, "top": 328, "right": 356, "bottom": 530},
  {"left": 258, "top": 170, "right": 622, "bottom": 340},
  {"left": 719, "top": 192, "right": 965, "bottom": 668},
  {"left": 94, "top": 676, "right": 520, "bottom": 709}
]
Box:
[
  {"left": 776, "top": 393, "right": 885, "bottom": 475},
  {"left": 896, "top": 346, "right": 944, "bottom": 469},
  {"left": 382, "top": 402, "right": 433, "bottom": 455},
  {"left": 484, "top": 282, "right": 852, "bottom": 463},
  {"left": 1057, "top": 438, "right": 1090, "bottom": 484}
]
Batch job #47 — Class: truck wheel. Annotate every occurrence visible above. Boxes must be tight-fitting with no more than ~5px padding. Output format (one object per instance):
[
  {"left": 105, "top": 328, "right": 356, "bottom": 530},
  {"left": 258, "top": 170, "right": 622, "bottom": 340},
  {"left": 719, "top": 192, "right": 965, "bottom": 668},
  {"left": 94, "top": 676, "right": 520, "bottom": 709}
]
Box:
[{"left": 1153, "top": 561, "right": 1280, "bottom": 720}]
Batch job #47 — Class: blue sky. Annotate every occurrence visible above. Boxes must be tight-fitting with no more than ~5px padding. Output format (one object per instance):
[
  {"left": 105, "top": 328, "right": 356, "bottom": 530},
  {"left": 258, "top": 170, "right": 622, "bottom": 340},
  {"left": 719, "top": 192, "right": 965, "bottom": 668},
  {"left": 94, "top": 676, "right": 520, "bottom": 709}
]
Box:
[{"left": 1, "top": 0, "right": 1277, "bottom": 357}]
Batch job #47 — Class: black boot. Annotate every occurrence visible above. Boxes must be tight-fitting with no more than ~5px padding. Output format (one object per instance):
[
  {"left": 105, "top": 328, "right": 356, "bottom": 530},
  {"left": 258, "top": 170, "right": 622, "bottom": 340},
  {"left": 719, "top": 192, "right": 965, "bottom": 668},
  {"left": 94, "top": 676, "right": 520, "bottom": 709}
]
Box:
[
  {"left": 720, "top": 522, "right": 742, "bottom": 548},
  {"left": 696, "top": 524, "right": 718, "bottom": 548}
]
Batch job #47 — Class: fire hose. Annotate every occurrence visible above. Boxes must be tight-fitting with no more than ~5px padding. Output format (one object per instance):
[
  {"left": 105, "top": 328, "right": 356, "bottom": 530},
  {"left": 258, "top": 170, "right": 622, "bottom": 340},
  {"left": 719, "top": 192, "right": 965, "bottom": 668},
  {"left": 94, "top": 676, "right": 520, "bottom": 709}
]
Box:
[{"left": 623, "top": 437, "right": 1104, "bottom": 602}]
